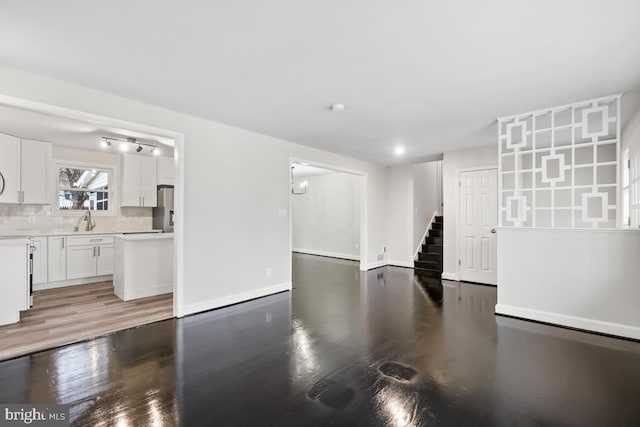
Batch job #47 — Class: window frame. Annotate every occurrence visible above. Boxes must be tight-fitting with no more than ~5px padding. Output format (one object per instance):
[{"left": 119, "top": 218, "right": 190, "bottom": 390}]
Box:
[{"left": 54, "top": 160, "right": 118, "bottom": 217}]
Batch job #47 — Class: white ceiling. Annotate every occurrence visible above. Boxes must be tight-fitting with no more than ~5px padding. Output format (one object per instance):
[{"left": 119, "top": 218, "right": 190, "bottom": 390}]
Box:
[
  {"left": 1, "top": 1, "right": 640, "bottom": 165},
  {"left": 0, "top": 104, "right": 174, "bottom": 156}
]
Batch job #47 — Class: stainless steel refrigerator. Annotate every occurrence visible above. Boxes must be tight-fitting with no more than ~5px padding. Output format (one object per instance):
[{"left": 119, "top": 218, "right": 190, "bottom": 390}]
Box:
[{"left": 153, "top": 185, "right": 174, "bottom": 232}]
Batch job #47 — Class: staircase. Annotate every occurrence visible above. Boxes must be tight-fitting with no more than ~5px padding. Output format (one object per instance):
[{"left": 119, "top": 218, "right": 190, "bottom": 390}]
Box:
[
  {"left": 414, "top": 216, "right": 444, "bottom": 304},
  {"left": 414, "top": 216, "right": 443, "bottom": 277}
]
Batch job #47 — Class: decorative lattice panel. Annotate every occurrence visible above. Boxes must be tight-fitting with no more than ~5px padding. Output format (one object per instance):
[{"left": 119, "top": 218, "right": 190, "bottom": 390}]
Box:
[{"left": 498, "top": 94, "right": 620, "bottom": 228}]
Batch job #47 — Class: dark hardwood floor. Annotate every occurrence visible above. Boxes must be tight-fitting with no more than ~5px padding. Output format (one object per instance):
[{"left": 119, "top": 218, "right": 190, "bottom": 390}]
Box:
[{"left": 1, "top": 253, "right": 640, "bottom": 426}]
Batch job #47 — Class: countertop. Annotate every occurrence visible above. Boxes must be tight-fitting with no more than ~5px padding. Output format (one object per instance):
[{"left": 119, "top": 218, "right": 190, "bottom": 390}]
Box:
[
  {"left": 114, "top": 233, "right": 174, "bottom": 241},
  {"left": 0, "top": 229, "right": 164, "bottom": 238},
  {"left": 0, "top": 236, "right": 32, "bottom": 245}
]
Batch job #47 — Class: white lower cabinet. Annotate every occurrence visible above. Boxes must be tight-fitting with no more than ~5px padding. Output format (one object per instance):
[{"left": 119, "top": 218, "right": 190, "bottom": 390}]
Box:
[
  {"left": 32, "top": 237, "right": 48, "bottom": 285},
  {"left": 41, "top": 235, "right": 114, "bottom": 284},
  {"left": 47, "top": 236, "right": 67, "bottom": 282},
  {"left": 66, "top": 235, "right": 114, "bottom": 280},
  {"left": 66, "top": 245, "right": 98, "bottom": 279},
  {"left": 96, "top": 245, "right": 114, "bottom": 276}
]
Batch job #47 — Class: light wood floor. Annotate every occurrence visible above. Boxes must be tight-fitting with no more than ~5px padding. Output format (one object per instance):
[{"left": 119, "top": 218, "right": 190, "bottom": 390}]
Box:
[{"left": 0, "top": 281, "right": 173, "bottom": 361}]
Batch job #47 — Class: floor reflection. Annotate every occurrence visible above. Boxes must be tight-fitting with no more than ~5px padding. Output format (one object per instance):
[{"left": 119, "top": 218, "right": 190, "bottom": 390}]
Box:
[{"left": 0, "top": 253, "right": 639, "bottom": 426}]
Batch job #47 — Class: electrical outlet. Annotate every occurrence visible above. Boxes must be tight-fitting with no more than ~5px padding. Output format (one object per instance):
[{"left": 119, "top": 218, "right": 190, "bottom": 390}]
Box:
[
  {"left": 278, "top": 209, "right": 288, "bottom": 217},
  {"left": 377, "top": 254, "right": 384, "bottom": 261},
  {"left": 266, "top": 267, "right": 273, "bottom": 277},
  {"left": 355, "top": 243, "right": 359, "bottom": 249}
]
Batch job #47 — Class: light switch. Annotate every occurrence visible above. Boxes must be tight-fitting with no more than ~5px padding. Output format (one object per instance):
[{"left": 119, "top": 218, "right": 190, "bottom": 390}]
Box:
[{"left": 278, "top": 209, "right": 288, "bottom": 217}]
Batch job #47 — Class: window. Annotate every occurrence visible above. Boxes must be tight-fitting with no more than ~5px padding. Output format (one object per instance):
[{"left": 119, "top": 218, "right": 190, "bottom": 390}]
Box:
[{"left": 57, "top": 166, "right": 112, "bottom": 213}]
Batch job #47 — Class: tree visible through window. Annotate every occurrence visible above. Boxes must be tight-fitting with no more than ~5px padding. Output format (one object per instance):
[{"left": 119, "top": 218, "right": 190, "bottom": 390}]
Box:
[{"left": 58, "top": 166, "right": 111, "bottom": 212}]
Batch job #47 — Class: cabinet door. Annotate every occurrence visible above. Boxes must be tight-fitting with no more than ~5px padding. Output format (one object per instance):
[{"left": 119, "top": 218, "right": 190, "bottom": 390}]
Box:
[
  {"left": 66, "top": 245, "right": 97, "bottom": 279},
  {"left": 32, "top": 237, "right": 48, "bottom": 285},
  {"left": 0, "top": 133, "right": 21, "bottom": 204},
  {"left": 48, "top": 236, "right": 67, "bottom": 282},
  {"left": 96, "top": 244, "right": 114, "bottom": 276},
  {"left": 140, "top": 156, "right": 157, "bottom": 207},
  {"left": 21, "top": 139, "right": 52, "bottom": 204},
  {"left": 121, "top": 154, "right": 142, "bottom": 207},
  {"left": 157, "top": 156, "right": 175, "bottom": 186}
]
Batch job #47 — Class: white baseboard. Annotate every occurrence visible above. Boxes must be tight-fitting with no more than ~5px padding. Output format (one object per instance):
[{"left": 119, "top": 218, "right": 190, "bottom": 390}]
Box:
[
  {"left": 441, "top": 272, "right": 459, "bottom": 281},
  {"left": 495, "top": 304, "right": 640, "bottom": 340},
  {"left": 34, "top": 275, "right": 113, "bottom": 291},
  {"left": 117, "top": 283, "right": 173, "bottom": 302},
  {"left": 387, "top": 259, "right": 414, "bottom": 268},
  {"left": 179, "top": 282, "right": 292, "bottom": 317},
  {"left": 364, "top": 260, "right": 387, "bottom": 270},
  {"left": 293, "top": 248, "right": 360, "bottom": 261}
]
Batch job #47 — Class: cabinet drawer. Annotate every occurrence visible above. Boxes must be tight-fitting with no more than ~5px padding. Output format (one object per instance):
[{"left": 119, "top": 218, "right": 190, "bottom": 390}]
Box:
[{"left": 66, "top": 235, "right": 114, "bottom": 247}]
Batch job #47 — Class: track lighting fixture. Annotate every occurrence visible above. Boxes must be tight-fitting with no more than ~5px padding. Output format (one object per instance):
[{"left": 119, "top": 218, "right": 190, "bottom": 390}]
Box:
[{"left": 100, "top": 137, "right": 161, "bottom": 155}]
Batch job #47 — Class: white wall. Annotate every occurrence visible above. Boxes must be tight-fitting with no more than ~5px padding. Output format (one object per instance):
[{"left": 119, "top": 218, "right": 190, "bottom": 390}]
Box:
[
  {"left": 385, "top": 160, "right": 441, "bottom": 266},
  {"left": 386, "top": 166, "right": 413, "bottom": 266},
  {"left": 442, "top": 145, "right": 498, "bottom": 279},
  {"left": 496, "top": 228, "right": 640, "bottom": 340},
  {"left": 291, "top": 172, "right": 361, "bottom": 260},
  {"left": 0, "top": 146, "right": 152, "bottom": 234},
  {"left": 0, "top": 65, "right": 389, "bottom": 316},
  {"left": 412, "top": 161, "right": 440, "bottom": 251}
]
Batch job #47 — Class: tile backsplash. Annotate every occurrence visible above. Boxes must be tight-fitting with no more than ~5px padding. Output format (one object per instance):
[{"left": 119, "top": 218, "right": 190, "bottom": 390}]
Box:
[{"left": 0, "top": 204, "right": 153, "bottom": 235}]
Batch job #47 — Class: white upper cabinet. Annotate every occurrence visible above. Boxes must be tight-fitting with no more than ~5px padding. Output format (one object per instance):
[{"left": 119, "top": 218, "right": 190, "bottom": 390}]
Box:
[
  {"left": 0, "top": 133, "right": 52, "bottom": 205},
  {"left": 0, "top": 133, "right": 21, "bottom": 204},
  {"left": 121, "top": 154, "right": 157, "bottom": 207},
  {"left": 140, "top": 156, "right": 157, "bottom": 207},
  {"left": 21, "top": 139, "right": 52, "bottom": 204},
  {"left": 157, "top": 156, "right": 175, "bottom": 186},
  {"left": 121, "top": 154, "right": 142, "bottom": 207}
]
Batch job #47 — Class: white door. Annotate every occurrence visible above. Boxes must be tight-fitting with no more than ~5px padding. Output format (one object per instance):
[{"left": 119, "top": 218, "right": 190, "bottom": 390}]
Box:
[
  {"left": 66, "top": 245, "right": 97, "bottom": 279},
  {"left": 459, "top": 169, "right": 498, "bottom": 285},
  {"left": 48, "top": 236, "right": 67, "bottom": 282},
  {"left": 0, "top": 133, "right": 21, "bottom": 204},
  {"left": 21, "top": 139, "right": 52, "bottom": 204},
  {"left": 96, "top": 244, "right": 114, "bottom": 276}
]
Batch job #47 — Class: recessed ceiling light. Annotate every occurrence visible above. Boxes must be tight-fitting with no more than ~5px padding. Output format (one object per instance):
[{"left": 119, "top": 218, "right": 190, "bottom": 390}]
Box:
[
  {"left": 330, "top": 103, "right": 345, "bottom": 112},
  {"left": 394, "top": 146, "right": 405, "bottom": 156}
]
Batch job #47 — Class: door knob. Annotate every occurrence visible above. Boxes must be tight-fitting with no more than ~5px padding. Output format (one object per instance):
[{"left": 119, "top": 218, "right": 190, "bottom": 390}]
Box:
[{"left": 491, "top": 228, "right": 497, "bottom": 234}]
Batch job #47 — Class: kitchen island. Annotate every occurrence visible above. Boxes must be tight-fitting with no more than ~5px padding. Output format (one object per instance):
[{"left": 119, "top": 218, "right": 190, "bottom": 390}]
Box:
[
  {"left": 113, "top": 233, "right": 174, "bottom": 301},
  {"left": 0, "top": 236, "right": 31, "bottom": 325}
]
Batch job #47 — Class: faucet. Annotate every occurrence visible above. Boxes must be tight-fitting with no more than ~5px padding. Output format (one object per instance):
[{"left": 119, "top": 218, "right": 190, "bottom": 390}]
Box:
[{"left": 74, "top": 211, "right": 96, "bottom": 232}]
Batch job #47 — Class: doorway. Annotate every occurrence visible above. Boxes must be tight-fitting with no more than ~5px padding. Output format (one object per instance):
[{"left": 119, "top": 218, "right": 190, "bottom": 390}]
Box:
[
  {"left": 0, "top": 98, "right": 183, "bottom": 360},
  {"left": 288, "top": 160, "right": 366, "bottom": 272},
  {"left": 458, "top": 168, "right": 498, "bottom": 285}
]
